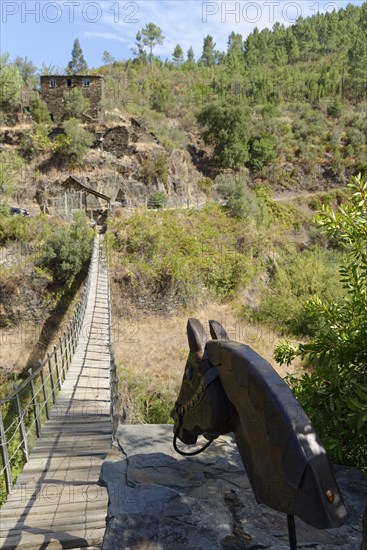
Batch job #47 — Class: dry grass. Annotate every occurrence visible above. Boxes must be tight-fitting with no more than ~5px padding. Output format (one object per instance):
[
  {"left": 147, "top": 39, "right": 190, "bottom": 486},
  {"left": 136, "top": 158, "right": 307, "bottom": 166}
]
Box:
[
  {"left": 112, "top": 302, "right": 304, "bottom": 423},
  {"left": 0, "top": 322, "right": 43, "bottom": 383}
]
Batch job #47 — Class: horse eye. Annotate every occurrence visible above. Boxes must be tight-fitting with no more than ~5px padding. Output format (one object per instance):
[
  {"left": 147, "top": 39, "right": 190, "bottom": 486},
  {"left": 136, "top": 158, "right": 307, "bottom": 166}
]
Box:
[{"left": 185, "top": 367, "right": 193, "bottom": 380}]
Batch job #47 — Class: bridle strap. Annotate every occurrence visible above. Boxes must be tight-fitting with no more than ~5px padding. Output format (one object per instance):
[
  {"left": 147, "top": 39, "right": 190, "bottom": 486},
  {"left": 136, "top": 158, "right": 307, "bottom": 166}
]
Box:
[{"left": 173, "top": 431, "right": 215, "bottom": 456}]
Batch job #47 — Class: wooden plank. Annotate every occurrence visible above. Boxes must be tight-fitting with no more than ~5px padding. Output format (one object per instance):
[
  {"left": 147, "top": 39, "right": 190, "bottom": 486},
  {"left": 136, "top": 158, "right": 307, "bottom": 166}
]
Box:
[{"left": 0, "top": 232, "right": 113, "bottom": 549}]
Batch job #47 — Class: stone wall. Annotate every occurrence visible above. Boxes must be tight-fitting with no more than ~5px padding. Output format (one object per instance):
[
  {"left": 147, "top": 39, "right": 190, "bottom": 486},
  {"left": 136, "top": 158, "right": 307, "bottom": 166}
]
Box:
[{"left": 40, "top": 75, "right": 104, "bottom": 124}]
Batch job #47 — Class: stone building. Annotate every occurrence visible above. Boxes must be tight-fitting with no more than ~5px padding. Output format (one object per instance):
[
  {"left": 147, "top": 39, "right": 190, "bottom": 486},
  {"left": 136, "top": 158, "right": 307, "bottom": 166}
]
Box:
[{"left": 40, "top": 75, "right": 104, "bottom": 124}]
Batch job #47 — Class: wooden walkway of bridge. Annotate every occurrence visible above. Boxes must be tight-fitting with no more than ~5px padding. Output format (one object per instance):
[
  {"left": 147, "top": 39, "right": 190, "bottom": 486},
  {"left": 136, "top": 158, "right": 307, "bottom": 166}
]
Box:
[{"left": 0, "top": 233, "right": 112, "bottom": 549}]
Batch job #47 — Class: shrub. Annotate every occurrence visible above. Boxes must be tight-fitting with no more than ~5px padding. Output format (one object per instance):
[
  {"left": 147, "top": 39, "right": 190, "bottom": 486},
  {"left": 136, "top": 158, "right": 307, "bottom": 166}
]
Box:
[
  {"left": 198, "top": 177, "right": 212, "bottom": 196},
  {"left": 141, "top": 153, "right": 168, "bottom": 186},
  {"left": 63, "top": 88, "right": 91, "bottom": 120},
  {"left": 248, "top": 247, "right": 344, "bottom": 336},
  {"left": 216, "top": 173, "right": 261, "bottom": 220},
  {"left": 248, "top": 133, "right": 277, "bottom": 172},
  {"left": 196, "top": 102, "right": 250, "bottom": 168},
  {"left": 275, "top": 174, "right": 367, "bottom": 471},
  {"left": 54, "top": 119, "right": 94, "bottom": 164},
  {"left": 29, "top": 96, "right": 51, "bottom": 124},
  {"left": 147, "top": 191, "right": 168, "bottom": 209},
  {"left": 21, "top": 123, "right": 53, "bottom": 159},
  {"left": 40, "top": 212, "right": 93, "bottom": 284},
  {"left": 0, "top": 150, "right": 23, "bottom": 198}
]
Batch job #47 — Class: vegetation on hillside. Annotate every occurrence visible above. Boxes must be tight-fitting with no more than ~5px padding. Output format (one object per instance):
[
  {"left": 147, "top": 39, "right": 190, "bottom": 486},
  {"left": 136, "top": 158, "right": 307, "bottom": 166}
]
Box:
[
  {"left": 96, "top": 3, "right": 367, "bottom": 185},
  {"left": 275, "top": 174, "right": 367, "bottom": 471},
  {"left": 1, "top": 4, "right": 366, "bottom": 476}
]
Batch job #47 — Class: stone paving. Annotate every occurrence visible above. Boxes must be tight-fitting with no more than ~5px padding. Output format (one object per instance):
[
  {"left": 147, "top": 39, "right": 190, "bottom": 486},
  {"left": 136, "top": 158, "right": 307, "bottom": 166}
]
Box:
[{"left": 101, "top": 424, "right": 367, "bottom": 550}]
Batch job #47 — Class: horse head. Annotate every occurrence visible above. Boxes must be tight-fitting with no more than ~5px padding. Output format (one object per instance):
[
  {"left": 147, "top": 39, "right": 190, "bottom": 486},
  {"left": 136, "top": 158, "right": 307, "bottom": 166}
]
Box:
[{"left": 171, "top": 318, "right": 348, "bottom": 530}]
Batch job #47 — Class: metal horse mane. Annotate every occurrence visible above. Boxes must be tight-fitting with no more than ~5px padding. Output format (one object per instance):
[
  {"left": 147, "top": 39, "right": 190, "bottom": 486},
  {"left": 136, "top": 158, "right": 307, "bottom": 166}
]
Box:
[{"left": 171, "top": 318, "right": 348, "bottom": 549}]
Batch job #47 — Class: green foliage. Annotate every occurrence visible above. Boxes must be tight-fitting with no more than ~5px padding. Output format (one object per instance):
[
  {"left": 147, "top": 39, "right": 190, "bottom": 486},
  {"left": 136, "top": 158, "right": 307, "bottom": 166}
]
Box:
[
  {"left": 0, "top": 57, "right": 22, "bottom": 109},
  {"left": 286, "top": 367, "right": 367, "bottom": 470},
  {"left": 141, "top": 23, "right": 164, "bottom": 67},
  {"left": 198, "top": 177, "right": 212, "bottom": 196},
  {"left": 248, "top": 134, "right": 278, "bottom": 172},
  {"left": 201, "top": 35, "right": 216, "bottom": 67},
  {"left": 39, "top": 212, "right": 94, "bottom": 284},
  {"left": 0, "top": 150, "right": 23, "bottom": 198},
  {"left": 21, "top": 124, "right": 53, "bottom": 159},
  {"left": 249, "top": 247, "right": 344, "bottom": 336},
  {"left": 145, "top": 395, "right": 174, "bottom": 423},
  {"left": 55, "top": 119, "right": 94, "bottom": 163},
  {"left": 102, "top": 51, "right": 115, "bottom": 65},
  {"left": 187, "top": 47, "right": 195, "bottom": 63},
  {"left": 63, "top": 88, "right": 91, "bottom": 120},
  {"left": 141, "top": 153, "right": 168, "bottom": 185},
  {"left": 197, "top": 103, "right": 250, "bottom": 168},
  {"left": 67, "top": 38, "right": 88, "bottom": 74},
  {"left": 275, "top": 174, "right": 367, "bottom": 471},
  {"left": 110, "top": 203, "right": 260, "bottom": 306},
  {"left": 29, "top": 96, "right": 51, "bottom": 124},
  {"left": 216, "top": 173, "right": 262, "bottom": 220},
  {"left": 13, "top": 56, "right": 37, "bottom": 89},
  {"left": 148, "top": 191, "right": 168, "bottom": 209},
  {"left": 172, "top": 44, "right": 184, "bottom": 66}
]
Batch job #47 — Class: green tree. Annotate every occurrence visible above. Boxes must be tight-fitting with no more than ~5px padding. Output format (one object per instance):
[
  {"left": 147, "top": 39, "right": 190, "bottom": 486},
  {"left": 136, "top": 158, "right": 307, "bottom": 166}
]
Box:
[
  {"left": 0, "top": 55, "right": 22, "bottom": 109},
  {"left": 63, "top": 88, "right": 91, "bottom": 120},
  {"left": 141, "top": 23, "right": 164, "bottom": 68},
  {"left": 67, "top": 39, "right": 88, "bottom": 74},
  {"left": 248, "top": 134, "right": 277, "bottom": 172},
  {"left": 55, "top": 119, "right": 94, "bottom": 163},
  {"left": 275, "top": 174, "right": 367, "bottom": 470},
  {"left": 102, "top": 50, "right": 115, "bottom": 65},
  {"left": 172, "top": 44, "right": 184, "bottom": 66},
  {"left": 226, "top": 32, "right": 243, "bottom": 67},
  {"left": 21, "top": 123, "right": 53, "bottom": 159},
  {"left": 40, "top": 212, "right": 93, "bottom": 284},
  {"left": 216, "top": 174, "right": 260, "bottom": 219},
  {"left": 187, "top": 47, "right": 195, "bottom": 63},
  {"left": 0, "top": 151, "right": 23, "bottom": 199},
  {"left": 197, "top": 103, "right": 250, "bottom": 168},
  {"left": 131, "top": 31, "right": 147, "bottom": 64},
  {"left": 13, "top": 56, "right": 37, "bottom": 88},
  {"left": 201, "top": 35, "right": 216, "bottom": 67},
  {"left": 29, "top": 96, "right": 51, "bottom": 123},
  {"left": 348, "top": 34, "right": 367, "bottom": 103}
]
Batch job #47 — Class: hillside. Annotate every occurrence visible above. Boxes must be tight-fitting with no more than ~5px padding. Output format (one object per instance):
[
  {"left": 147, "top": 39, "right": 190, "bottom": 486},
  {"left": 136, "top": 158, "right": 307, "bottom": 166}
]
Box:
[{"left": 1, "top": 3, "right": 366, "bottom": 209}]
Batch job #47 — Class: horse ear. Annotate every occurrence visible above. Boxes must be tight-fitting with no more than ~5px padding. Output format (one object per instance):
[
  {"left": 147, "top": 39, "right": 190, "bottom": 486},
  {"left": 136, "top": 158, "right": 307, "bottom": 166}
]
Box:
[
  {"left": 187, "top": 318, "right": 207, "bottom": 353},
  {"left": 209, "top": 320, "right": 230, "bottom": 341}
]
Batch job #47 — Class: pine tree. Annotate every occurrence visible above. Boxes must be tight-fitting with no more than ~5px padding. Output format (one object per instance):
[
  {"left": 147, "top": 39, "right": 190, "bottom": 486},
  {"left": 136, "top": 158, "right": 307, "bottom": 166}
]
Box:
[
  {"left": 67, "top": 39, "right": 88, "bottom": 74},
  {"left": 172, "top": 44, "right": 184, "bottom": 66},
  {"left": 141, "top": 23, "right": 164, "bottom": 68},
  {"left": 131, "top": 31, "right": 147, "bottom": 64},
  {"left": 187, "top": 47, "right": 195, "bottom": 63},
  {"left": 102, "top": 51, "right": 115, "bottom": 65},
  {"left": 201, "top": 35, "right": 216, "bottom": 67}
]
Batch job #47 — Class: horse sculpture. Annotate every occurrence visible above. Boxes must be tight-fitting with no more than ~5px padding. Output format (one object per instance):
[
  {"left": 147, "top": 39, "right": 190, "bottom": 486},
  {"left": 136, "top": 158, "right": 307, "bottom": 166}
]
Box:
[{"left": 171, "top": 318, "right": 348, "bottom": 549}]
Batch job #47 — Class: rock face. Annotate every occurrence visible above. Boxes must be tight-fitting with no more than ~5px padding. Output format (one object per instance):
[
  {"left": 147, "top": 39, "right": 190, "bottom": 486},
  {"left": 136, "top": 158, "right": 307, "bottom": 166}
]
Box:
[{"left": 100, "top": 424, "right": 367, "bottom": 550}]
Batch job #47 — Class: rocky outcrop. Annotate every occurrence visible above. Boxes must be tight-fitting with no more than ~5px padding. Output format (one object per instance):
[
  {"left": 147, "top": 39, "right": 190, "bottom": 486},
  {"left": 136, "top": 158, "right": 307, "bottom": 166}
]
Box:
[{"left": 100, "top": 424, "right": 367, "bottom": 550}]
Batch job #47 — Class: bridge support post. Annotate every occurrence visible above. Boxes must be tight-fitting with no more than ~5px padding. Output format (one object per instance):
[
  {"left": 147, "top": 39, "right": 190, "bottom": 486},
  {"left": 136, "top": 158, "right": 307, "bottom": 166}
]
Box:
[
  {"left": 54, "top": 345, "right": 62, "bottom": 391},
  {"left": 28, "top": 369, "right": 41, "bottom": 439},
  {"left": 14, "top": 384, "right": 29, "bottom": 459},
  {"left": 0, "top": 409, "right": 13, "bottom": 494},
  {"left": 59, "top": 336, "right": 66, "bottom": 381},
  {"left": 48, "top": 351, "right": 56, "bottom": 404},
  {"left": 39, "top": 362, "right": 50, "bottom": 420}
]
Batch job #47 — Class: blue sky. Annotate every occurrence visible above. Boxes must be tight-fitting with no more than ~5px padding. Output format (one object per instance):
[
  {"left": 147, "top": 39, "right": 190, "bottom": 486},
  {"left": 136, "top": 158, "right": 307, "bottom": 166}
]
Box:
[{"left": 1, "top": 1, "right": 364, "bottom": 70}]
